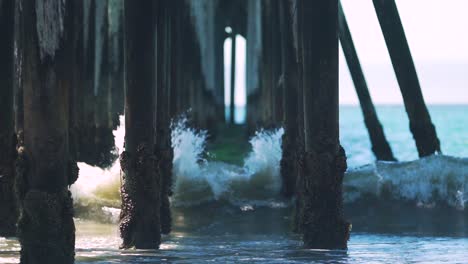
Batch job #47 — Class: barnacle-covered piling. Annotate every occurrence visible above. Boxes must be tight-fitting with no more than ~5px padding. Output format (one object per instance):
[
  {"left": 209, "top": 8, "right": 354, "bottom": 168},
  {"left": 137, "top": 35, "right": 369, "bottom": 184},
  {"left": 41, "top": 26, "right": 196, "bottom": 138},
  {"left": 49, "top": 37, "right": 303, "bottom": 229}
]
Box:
[{"left": 298, "top": 0, "right": 350, "bottom": 249}]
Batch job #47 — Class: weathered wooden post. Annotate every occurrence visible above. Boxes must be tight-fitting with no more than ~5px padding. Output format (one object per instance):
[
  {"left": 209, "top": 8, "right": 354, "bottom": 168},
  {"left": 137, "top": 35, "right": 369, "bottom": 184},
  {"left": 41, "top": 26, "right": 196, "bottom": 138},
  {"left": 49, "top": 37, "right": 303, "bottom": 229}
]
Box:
[
  {"left": 13, "top": 0, "right": 24, "bottom": 138},
  {"left": 94, "top": 0, "right": 116, "bottom": 168},
  {"left": 270, "top": 1, "right": 283, "bottom": 125},
  {"left": 119, "top": 0, "right": 160, "bottom": 249},
  {"left": 109, "top": 0, "right": 125, "bottom": 128},
  {"left": 279, "top": 0, "right": 299, "bottom": 198},
  {"left": 17, "top": 0, "right": 77, "bottom": 262},
  {"left": 372, "top": 0, "right": 440, "bottom": 157},
  {"left": 290, "top": 0, "right": 306, "bottom": 233},
  {"left": 79, "top": 0, "right": 98, "bottom": 165},
  {"left": 69, "top": 0, "right": 85, "bottom": 162},
  {"left": 298, "top": 0, "right": 350, "bottom": 249},
  {"left": 0, "top": 0, "right": 17, "bottom": 237},
  {"left": 260, "top": 0, "right": 273, "bottom": 126},
  {"left": 229, "top": 31, "right": 237, "bottom": 124},
  {"left": 156, "top": 0, "right": 173, "bottom": 235},
  {"left": 214, "top": 12, "right": 226, "bottom": 124},
  {"left": 338, "top": 2, "right": 396, "bottom": 161}
]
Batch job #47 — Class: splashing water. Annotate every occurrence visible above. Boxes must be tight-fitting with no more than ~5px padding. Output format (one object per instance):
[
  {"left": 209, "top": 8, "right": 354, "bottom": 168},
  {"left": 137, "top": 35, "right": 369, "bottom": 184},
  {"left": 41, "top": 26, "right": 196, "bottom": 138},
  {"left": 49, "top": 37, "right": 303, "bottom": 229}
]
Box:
[
  {"left": 70, "top": 115, "right": 287, "bottom": 221},
  {"left": 70, "top": 114, "right": 467, "bottom": 224},
  {"left": 70, "top": 116, "right": 125, "bottom": 222},
  {"left": 170, "top": 117, "right": 285, "bottom": 207},
  {"left": 345, "top": 155, "right": 468, "bottom": 210}
]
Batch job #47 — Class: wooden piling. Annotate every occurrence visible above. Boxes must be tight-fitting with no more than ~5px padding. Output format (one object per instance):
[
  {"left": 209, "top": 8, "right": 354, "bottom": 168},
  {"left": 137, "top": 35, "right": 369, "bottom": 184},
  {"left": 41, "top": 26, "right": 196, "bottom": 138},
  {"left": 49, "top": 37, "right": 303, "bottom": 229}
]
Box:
[
  {"left": 291, "top": 0, "right": 306, "bottom": 233},
  {"left": 279, "top": 0, "right": 299, "bottom": 198},
  {"left": 372, "top": 0, "right": 440, "bottom": 157},
  {"left": 298, "top": 0, "right": 350, "bottom": 249},
  {"left": 338, "top": 2, "right": 396, "bottom": 161},
  {"left": 120, "top": 0, "right": 160, "bottom": 249},
  {"left": 260, "top": 0, "right": 274, "bottom": 127},
  {"left": 94, "top": 0, "right": 116, "bottom": 168},
  {"left": 270, "top": 2, "right": 283, "bottom": 125},
  {"left": 13, "top": 0, "right": 24, "bottom": 137},
  {"left": 156, "top": 0, "right": 173, "bottom": 235},
  {"left": 109, "top": 0, "right": 125, "bottom": 128},
  {"left": 229, "top": 32, "right": 237, "bottom": 124},
  {"left": 78, "top": 0, "right": 99, "bottom": 165},
  {"left": 17, "top": 0, "right": 77, "bottom": 262},
  {"left": 69, "top": 0, "right": 85, "bottom": 163},
  {"left": 0, "top": 0, "right": 17, "bottom": 237}
]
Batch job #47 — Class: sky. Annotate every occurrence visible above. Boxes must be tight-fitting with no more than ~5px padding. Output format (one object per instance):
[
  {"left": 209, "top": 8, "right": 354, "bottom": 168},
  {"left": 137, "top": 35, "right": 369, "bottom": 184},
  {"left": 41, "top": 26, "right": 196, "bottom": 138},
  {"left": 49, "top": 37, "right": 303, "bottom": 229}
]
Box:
[{"left": 225, "top": 0, "right": 468, "bottom": 106}]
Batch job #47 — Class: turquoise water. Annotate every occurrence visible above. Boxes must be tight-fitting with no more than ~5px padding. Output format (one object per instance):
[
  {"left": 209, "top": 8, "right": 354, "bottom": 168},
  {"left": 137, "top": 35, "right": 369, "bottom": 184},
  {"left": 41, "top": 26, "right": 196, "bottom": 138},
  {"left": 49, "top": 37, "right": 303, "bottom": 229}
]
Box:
[
  {"left": 341, "top": 105, "right": 468, "bottom": 166},
  {"left": 1, "top": 105, "right": 467, "bottom": 263},
  {"left": 228, "top": 105, "right": 468, "bottom": 166}
]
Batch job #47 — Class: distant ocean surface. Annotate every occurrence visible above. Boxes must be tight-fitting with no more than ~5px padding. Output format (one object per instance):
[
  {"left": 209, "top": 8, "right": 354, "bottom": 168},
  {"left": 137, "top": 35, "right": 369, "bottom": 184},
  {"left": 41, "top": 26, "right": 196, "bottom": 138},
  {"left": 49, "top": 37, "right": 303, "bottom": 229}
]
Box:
[
  {"left": 228, "top": 104, "right": 468, "bottom": 167},
  {"left": 340, "top": 104, "right": 468, "bottom": 167}
]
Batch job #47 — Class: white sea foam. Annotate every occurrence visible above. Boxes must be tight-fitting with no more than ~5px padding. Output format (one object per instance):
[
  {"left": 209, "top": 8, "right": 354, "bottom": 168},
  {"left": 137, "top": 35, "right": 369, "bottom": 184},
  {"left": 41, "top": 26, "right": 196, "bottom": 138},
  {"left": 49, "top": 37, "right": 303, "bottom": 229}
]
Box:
[
  {"left": 70, "top": 115, "right": 468, "bottom": 224},
  {"left": 171, "top": 117, "right": 284, "bottom": 207},
  {"left": 70, "top": 116, "right": 124, "bottom": 211},
  {"left": 345, "top": 155, "right": 468, "bottom": 209}
]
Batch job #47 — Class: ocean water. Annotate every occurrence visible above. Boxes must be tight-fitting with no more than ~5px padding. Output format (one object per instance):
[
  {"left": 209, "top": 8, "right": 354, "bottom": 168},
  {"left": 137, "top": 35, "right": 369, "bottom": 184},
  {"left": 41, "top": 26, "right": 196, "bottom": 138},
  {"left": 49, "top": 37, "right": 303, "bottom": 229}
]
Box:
[
  {"left": 1, "top": 105, "right": 467, "bottom": 263},
  {"left": 340, "top": 105, "right": 468, "bottom": 166}
]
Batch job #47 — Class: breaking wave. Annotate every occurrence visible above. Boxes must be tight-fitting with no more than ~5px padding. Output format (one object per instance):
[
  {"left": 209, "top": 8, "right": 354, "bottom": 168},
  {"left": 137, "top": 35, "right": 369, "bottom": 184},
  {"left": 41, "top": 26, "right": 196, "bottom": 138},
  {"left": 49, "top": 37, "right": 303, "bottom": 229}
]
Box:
[
  {"left": 345, "top": 155, "right": 467, "bottom": 210},
  {"left": 171, "top": 117, "right": 285, "bottom": 207},
  {"left": 70, "top": 115, "right": 468, "bottom": 223}
]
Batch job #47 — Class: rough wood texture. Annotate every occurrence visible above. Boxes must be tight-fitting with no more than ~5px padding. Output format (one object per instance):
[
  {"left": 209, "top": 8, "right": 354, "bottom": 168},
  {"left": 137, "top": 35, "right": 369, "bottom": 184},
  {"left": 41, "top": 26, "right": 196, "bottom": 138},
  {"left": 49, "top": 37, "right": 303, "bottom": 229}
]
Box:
[
  {"left": 279, "top": 0, "right": 299, "bottom": 198},
  {"left": 93, "top": 0, "right": 116, "bottom": 168},
  {"left": 119, "top": 0, "right": 160, "bottom": 249},
  {"left": 0, "top": 0, "right": 17, "bottom": 237},
  {"left": 17, "top": 0, "right": 76, "bottom": 262},
  {"left": 78, "top": 0, "right": 98, "bottom": 166},
  {"left": 156, "top": 0, "right": 173, "bottom": 235},
  {"left": 299, "top": 0, "right": 350, "bottom": 249},
  {"left": 372, "top": 0, "right": 440, "bottom": 157},
  {"left": 338, "top": 3, "right": 396, "bottom": 161}
]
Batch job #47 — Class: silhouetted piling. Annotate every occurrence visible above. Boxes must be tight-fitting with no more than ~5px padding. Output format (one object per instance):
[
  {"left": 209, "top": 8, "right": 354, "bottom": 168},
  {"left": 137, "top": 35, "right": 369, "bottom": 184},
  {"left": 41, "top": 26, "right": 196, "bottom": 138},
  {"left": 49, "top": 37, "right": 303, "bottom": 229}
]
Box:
[
  {"left": 339, "top": 3, "right": 396, "bottom": 161},
  {"left": 279, "top": 0, "right": 299, "bottom": 198},
  {"left": 260, "top": 1, "right": 274, "bottom": 126},
  {"left": 119, "top": 0, "right": 160, "bottom": 249},
  {"left": 78, "top": 0, "right": 99, "bottom": 165},
  {"left": 156, "top": 0, "right": 173, "bottom": 235},
  {"left": 372, "top": 0, "right": 440, "bottom": 157},
  {"left": 298, "top": 0, "right": 350, "bottom": 249},
  {"left": 0, "top": 0, "right": 17, "bottom": 237},
  {"left": 13, "top": 0, "right": 24, "bottom": 136},
  {"left": 94, "top": 0, "right": 116, "bottom": 168},
  {"left": 290, "top": 0, "right": 306, "bottom": 233},
  {"left": 69, "top": 0, "right": 85, "bottom": 162},
  {"left": 270, "top": 2, "right": 283, "bottom": 125},
  {"left": 214, "top": 13, "right": 226, "bottom": 125},
  {"left": 17, "top": 0, "right": 77, "bottom": 262},
  {"left": 109, "top": 0, "right": 124, "bottom": 128},
  {"left": 229, "top": 31, "right": 237, "bottom": 124}
]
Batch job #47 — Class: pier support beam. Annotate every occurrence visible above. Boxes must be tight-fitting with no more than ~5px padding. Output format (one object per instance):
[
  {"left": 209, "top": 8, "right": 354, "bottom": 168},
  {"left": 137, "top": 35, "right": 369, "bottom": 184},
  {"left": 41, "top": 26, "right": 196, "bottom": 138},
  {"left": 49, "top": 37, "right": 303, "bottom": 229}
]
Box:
[
  {"left": 339, "top": 3, "right": 396, "bottom": 161},
  {"left": 109, "top": 0, "right": 125, "bottom": 129},
  {"left": 78, "top": 0, "right": 98, "bottom": 166},
  {"left": 298, "top": 0, "right": 350, "bottom": 249},
  {"left": 229, "top": 31, "right": 237, "bottom": 124},
  {"left": 17, "top": 0, "right": 76, "bottom": 262},
  {"left": 69, "top": 0, "right": 85, "bottom": 162},
  {"left": 94, "top": 0, "right": 116, "bottom": 168},
  {"left": 119, "top": 0, "right": 160, "bottom": 249},
  {"left": 156, "top": 0, "right": 173, "bottom": 235},
  {"left": 0, "top": 0, "right": 17, "bottom": 237},
  {"left": 372, "top": 0, "right": 440, "bottom": 157},
  {"left": 260, "top": 1, "right": 274, "bottom": 127},
  {"left": 279, "top": 0, "right": 299, "bottom": 198}
]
